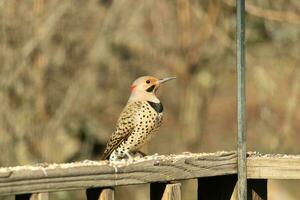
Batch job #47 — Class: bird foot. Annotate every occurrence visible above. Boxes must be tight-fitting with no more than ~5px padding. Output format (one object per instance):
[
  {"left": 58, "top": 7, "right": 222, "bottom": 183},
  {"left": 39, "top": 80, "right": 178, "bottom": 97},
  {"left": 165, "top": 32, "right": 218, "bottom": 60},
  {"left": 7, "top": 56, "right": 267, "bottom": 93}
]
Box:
[
  {"left": 108, "top": 151, "right": 147, "bottom": 163},
  {"left": 124, "top": 151, "right": 146, "bottom": 162},
  {"left": 125, "top": 152, "right": 135, "bottom": 162},
  {"left": 134, "top": 151, "right": 147, "bottom": 157}
]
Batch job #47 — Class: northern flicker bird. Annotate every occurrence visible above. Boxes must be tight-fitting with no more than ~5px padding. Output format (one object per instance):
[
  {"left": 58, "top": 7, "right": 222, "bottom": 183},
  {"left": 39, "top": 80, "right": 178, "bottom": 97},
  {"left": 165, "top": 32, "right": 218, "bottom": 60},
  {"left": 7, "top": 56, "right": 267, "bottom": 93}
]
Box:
[{"left": 101, "top": 76, "right": 176, "bottom": 161}]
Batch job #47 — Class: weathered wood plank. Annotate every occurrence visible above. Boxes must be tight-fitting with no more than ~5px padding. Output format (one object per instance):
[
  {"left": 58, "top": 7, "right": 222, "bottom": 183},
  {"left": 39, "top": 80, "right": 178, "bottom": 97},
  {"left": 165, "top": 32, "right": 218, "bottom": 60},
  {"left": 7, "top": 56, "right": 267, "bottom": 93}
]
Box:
[
  {"left": 247, "top": 154, "right": 300, "bottom": 179},
  {"left": 2, "top": 152, "right": 300, "bottom": 197},
  {"left": 247, "top": 179, "right": 267, "bottom": 200},
  {"left": 86, "top": 187, "right": 114, "bottom": 200},
  {"left": 0, "top": 151, "right": 237, "bottom": 196},
  {"left": 197, "top": 175, "right": 237, "bottom": 200}
]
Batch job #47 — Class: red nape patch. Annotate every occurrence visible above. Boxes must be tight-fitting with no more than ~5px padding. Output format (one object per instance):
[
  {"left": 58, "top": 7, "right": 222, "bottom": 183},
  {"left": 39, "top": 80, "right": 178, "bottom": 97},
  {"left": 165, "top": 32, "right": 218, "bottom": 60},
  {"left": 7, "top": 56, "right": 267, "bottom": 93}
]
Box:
[{"left": 130, "top": 85, "right": 136, "bottom": 91}]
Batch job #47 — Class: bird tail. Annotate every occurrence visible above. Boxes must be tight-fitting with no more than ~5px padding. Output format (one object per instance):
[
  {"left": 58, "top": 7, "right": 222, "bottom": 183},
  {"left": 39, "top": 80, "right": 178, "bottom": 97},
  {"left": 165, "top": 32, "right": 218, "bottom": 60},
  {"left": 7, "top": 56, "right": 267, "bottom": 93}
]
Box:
[
  {"left": 100, "top": 147, "right": 113, "bottom": 160},
  {"left": 100, "top": 152, "right": 109, "bottom": 160}
]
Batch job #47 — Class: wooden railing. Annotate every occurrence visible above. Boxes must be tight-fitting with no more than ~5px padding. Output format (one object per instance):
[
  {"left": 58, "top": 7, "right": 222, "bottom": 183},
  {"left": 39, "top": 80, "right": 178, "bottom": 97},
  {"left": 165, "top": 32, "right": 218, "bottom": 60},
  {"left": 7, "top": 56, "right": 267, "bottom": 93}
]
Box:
[{"left": 1, "top": 151, "right": 300, "bottom": 200}]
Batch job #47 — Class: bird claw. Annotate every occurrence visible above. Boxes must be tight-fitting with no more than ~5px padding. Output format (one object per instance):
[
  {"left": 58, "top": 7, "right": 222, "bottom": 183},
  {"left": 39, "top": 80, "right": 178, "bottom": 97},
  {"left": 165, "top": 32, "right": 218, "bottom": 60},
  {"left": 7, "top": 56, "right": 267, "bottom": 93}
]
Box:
[
  {"left": 109, "top": 151, "right": 146, "bottom": 163},
  {"left": 135, "top": 151, "right": 147, "bottom": 157},
  {"left": 125, "top": 152, "right": 135, "bottom": 162}
]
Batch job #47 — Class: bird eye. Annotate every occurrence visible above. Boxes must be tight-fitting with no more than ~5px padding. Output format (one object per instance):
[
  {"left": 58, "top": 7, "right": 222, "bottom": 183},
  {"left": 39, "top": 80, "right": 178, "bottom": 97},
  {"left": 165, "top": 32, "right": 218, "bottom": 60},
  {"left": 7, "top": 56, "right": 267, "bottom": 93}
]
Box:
[{"left": 146, "top": 80, "right": 150, "bottom": 84}]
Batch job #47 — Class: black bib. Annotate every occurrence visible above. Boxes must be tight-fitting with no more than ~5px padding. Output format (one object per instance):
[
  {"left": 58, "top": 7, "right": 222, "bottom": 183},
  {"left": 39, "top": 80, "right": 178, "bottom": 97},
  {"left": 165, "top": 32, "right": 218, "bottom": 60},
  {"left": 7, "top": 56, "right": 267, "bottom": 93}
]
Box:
[{"left": 147, "top": 101, "right": 163, "bottom": 113}]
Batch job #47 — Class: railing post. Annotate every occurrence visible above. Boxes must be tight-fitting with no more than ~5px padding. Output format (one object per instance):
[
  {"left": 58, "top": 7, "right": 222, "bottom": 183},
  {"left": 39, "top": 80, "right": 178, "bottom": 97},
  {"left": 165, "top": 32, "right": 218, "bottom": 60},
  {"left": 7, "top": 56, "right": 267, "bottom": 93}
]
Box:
[
  {"left": 236, "top": 0, "right": 247, "bottom": 199},
  {"left": 197, "top": 175, "right": 237, "bottom": 200},
  {"left": 86, "top": 187, "right": 114, "bottom": 200},
  {"left": 150, "top": 182, "right": 181, "bottom": 200}
]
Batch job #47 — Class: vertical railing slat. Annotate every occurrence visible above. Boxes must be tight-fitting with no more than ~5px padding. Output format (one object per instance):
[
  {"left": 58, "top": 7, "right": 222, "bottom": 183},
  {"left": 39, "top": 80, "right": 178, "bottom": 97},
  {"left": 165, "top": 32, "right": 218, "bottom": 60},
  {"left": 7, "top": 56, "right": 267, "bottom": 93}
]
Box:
[
  {"left": 162, "top": 183, "right": 181, "bottom": 200},
  {"left": 32, "top": 193, "right": 49, "bottom": 200}
]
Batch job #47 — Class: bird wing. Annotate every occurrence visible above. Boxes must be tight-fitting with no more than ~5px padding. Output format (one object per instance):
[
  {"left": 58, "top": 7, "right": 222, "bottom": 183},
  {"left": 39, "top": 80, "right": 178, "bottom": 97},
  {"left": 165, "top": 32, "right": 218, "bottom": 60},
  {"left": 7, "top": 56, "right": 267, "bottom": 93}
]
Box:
[{"left": 101, "top": 101, "right": 142, "bottom": 160}]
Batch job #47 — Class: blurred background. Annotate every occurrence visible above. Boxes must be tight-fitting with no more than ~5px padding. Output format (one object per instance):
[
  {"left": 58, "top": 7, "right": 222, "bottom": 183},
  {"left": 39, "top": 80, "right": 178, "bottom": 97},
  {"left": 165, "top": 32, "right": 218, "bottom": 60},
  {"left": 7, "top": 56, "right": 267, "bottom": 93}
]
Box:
[{"left": 0, "top": 0, "right": 300, "bottom": 199}]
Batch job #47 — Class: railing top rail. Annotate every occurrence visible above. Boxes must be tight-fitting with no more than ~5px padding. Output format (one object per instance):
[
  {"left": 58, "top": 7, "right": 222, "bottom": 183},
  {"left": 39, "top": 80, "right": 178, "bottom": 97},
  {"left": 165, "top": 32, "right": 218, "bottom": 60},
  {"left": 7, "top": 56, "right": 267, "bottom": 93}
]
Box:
[{"left": 1, "top": 151, "right": 300, "bottom": 196}]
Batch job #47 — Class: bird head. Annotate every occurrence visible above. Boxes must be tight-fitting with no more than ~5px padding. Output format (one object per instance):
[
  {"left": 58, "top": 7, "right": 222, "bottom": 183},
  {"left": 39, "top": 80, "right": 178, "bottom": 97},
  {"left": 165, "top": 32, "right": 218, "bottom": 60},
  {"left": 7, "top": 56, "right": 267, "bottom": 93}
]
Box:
[{"left": 128, "top": 76, "right": 176, "bottom": 103}]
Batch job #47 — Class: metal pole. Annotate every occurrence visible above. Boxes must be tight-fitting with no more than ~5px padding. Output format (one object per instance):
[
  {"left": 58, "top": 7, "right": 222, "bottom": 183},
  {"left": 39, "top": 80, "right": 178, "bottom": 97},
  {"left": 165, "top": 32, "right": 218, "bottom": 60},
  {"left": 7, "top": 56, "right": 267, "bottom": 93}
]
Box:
[{"left": 236, "top": 0, "right": 247, "bottom": 199}]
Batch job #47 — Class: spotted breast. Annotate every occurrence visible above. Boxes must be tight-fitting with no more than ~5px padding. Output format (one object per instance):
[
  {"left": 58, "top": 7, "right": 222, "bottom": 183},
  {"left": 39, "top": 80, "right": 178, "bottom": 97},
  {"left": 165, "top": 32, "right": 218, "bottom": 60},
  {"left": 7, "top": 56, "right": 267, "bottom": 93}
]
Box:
[{"left": 101, "top": 101, "right": 163, "bottom": 160}]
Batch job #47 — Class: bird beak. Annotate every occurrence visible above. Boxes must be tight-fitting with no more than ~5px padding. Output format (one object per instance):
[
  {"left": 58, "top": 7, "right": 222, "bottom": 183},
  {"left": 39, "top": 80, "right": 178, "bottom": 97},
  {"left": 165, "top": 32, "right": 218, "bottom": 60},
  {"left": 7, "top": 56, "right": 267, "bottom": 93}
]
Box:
[{"left": 157, "top": 77, "right": 176, "bottom": 84}]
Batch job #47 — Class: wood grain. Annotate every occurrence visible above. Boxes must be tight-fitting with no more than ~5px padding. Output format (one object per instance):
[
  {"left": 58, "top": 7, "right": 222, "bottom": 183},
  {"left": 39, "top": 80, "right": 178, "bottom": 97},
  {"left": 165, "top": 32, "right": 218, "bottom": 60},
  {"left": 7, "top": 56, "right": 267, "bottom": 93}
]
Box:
[
  {"left": 247, "top": 155, "right": 300, "bottom": 179},
  {"left": 1, "top": 151, "right": 300, "bottom": 197},
  {"left": 0, "top": 152, "right": 237, "bottom": 196},
  {"left": 162, "top": 183, "right": 181, "bottom": 200}
]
